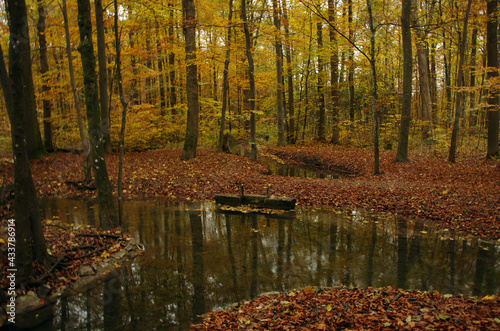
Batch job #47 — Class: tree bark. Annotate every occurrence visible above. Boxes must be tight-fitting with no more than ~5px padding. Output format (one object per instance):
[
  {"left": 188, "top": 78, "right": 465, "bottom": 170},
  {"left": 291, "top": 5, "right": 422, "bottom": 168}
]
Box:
[
  {"left": 180, "top": 0, "right": 200, "bottom": 160},
  {"left": 329, "top": 0, "right": 340, "bottom": 144},
  {"left": 272, "top": 0, "right": 286, "bottom": 146},
  {"left": 5, "top": 0, "right": 45, "bottom": 159},
  {"left": 219, "top": 0, "right": 234, "bottom": 151},
  {"left": 282, "top": 0, "right": 295, "bottom": 144},
  {"left": 366, "top": 0, "right": 380, "bottom": 174},
  {"left": 395, "top": 0, "right": 412, "bottom": 162},
  {"left": 348, "top": 0, "right": 355, "bottom": 122},
  {"left": 316, "top": 22, "right": 326, "bottom": 141},
  {"left": 95, "top": 0, "right": 111, "bottom": 153},
  {"left": 37, "top": 0, "right": 54, "bottom": 152},
  {"left": 62, "top": 0, "right": 92, "bottom": 183},
  {"left": 448, "top": 0, "right": 472, "bottom": 163},
  {"left": 1, "top": 31, "right": 48, "bottom": 285},
  {"left": 77, "top": 0, "right": 118, "bottom": 229},
  {"left": 242, "top": 0, "right": 257, "bottom": 160},
  {"left": 486, "top": 0, "right": 499, "bottom": 159},
  {"left": 169, "top": 0, "right": 177, "bottom": 114}
]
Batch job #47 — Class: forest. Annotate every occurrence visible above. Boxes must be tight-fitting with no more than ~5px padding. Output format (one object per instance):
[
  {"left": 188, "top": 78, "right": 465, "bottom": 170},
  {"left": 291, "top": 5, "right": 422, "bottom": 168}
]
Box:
[{"left": 0, "top": 0, "right": 500, "bottom": 329}]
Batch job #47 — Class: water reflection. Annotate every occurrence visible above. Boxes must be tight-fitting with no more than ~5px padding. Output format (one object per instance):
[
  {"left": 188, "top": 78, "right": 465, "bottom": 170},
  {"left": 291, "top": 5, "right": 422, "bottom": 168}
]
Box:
[{"left": 35, "top": 198, "right": 499, "bottom": 330}]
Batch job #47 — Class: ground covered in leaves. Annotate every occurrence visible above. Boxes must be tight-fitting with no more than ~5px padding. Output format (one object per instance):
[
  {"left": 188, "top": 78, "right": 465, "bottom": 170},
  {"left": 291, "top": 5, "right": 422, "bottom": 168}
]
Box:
[
  {"left": 1, "top": 144, "right": 498, "bottom": 239},
  {"left": 191, "top": 286, "right": 500, "bottom": 330}
]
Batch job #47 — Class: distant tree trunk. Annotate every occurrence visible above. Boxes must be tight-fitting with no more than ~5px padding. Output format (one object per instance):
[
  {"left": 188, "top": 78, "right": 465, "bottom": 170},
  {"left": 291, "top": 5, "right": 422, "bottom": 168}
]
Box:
[
  {"left": 329, "top": 0, "right": 340, "bottom": 144},
  {"left": 469, "top": 28, "right": 478, "bottom": 113},
  {"left": 95, "top": 0, "right": 111, "bottom": 153},
  {"left": 77, "top": 0, "right": 118, "bottom": 229},
  {"left": 395, "top": 0, "right": 412, "bottom": 163},
  {"left": 448, "top": 0, "right": 472, "bottom": 163},
  {"left": 114, "top": 0, "right": 128, "bottom": 227},
  {"left": 348, "top": 0, "right": 355, "bottom": 122},
  {"left": 37, "top": 0, "right": 54, "bottom": 152},
  {"left": 272, "top": 0, "right": 286, "bottom": 146},
  {"left": 169, "top": 0, "right": 177, "bottom": 114},
  {"left": 219, "top": 0, "right": 234, "bottom": 151},
  {"left": 62, "top": 0, "right": 91, "bottom": 183},
  {"left": 316, "top": 22, "right": 326, "bottom": 141},
  {"left": 282, "top": 0, "right": 295, "bottom": 144},
  {"left": 486, "top": 0, "right": 499, "bottom": 159},
  {"left": 1, "top": 32, "right": 48, "bottom": 285},
  {"left": 241, "top": 0, "right": 257, "bottom": 160},
  {"left": 5, "top": 0, "right": 45, "bottom": 159},
  {"left": 366, "top": 0, "right": 380, "bottom": 174},
  {"left": 180, "top": 0, "right": 200, "bottom": 161},
  {"left": 157, "top": 24, "right": 167, "bottom": 113},
  {"left": 443, "top": 35, "right": 452, "bottom": 122},
  {"left": 412, "top": 0, "right": 433, "bottom": 140}
]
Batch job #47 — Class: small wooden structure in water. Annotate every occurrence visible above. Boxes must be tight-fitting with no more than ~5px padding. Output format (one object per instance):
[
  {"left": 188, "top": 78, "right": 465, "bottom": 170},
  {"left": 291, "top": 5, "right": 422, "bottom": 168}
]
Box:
[{"left": 214, "top": 185, "right": 296, "bottom": 211}]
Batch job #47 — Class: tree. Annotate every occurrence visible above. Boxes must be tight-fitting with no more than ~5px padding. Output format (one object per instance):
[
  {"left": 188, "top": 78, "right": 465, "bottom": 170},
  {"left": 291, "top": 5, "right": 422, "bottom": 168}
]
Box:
[
  {"left": 395, "top": 0, "right": 412, "bottom": 162},
  {"left": 1, "top": 9, "right": 49, "bottom": 284},
  {"left": 37, "top": 0, "right": 54, "bottom": 151},
  {"left": 282, "top": 0, "right": 295, "bottom": 144},
  {"left": 95, "top": 0, "right": 112, "bottom": 153},
  {"left": 448, "top": 0, "right": 472, "bottom": 163},
  {"left": 180, "top": 0, "right": 201, "bottom": 161},
  {"left": 4, "top": 0, "right": 45, "bottom": 159},
  {"left": 329, "top": 0, "right": 340, "bottom": 144},
  {"left": 77, "top": 0, "right": 118, "bottom": 229},
  {"left": 486, "top": 0, "right": 499, "bottom": 159},
  {"left": 61, "top": 0, "right": 92, "bottom": 183},
  {"left": 272, "top": 0, "right": 286, "bottom": 146},
  {"left": 316, "top": 22, "right": 326, "bottom": 141},
  {"left": 218, "top": 0, "right": 234, "bottom": 151},
  {"left": 242, "top": 0, "right": 258, "bottom": 161}
]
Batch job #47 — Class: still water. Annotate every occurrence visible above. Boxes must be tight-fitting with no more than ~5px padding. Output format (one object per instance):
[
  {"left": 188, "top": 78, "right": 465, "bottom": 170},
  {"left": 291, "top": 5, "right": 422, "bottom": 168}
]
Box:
[{"left": 34, "top": 198, "right": 498, "bottom": 330}]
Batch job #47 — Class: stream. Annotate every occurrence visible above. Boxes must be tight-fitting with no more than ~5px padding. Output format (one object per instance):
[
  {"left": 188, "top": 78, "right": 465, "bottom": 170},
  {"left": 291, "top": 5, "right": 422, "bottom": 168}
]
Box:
[{"left": 30, "top": 198, "right": 499, "bottom": 330}]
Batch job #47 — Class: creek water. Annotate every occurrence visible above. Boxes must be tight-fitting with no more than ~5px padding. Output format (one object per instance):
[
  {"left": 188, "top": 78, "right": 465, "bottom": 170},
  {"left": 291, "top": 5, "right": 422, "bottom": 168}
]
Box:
[{"left": 32, "top": 198, "right": 498, "bottom": 330}]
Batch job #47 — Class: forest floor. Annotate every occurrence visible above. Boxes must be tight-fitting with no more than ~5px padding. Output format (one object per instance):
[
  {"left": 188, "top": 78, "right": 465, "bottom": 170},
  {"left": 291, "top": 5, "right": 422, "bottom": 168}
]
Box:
[{"left": 0, "top": 144, "right": 499, "bottom": 329}]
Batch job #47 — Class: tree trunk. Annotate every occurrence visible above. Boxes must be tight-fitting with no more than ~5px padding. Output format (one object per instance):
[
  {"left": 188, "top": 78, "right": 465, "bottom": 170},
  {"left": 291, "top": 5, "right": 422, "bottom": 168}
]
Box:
[
  {"left": 77, "top": 0, "right": 118, "bottom": 229},
  {"left": 486, "top": 0, "right": 499, "bottom": 159},
  {"left": 114, "top": 0, "right": 128, "bottom": 227},
  {"left": 169, "top": 0, "right": 177, "bottom": 114},
  {"left": 469, "top": 28, "right": 478, "bottom": 115},
  {"left": 366, "top": 0, "right": 380, "bottom": 174},
  {"left": 348, "top": 0, "right": 355, "bottom": 122},
  {"left": 316, "top": 22, "right": 326, "bottom": 142},
  {"left": 448, "top": 0, "right": 472, "bottom": 163},
  {"left": 157, "top": 24, "right": 167, "bottom": 112},
  {"left": 62, "top": 0, "right": 92, "bottom": 183},
  {"left": 395, "top": 0, "right": 412, "bottom": 163},
  {"left": 272, "top": 0, "right": 286, "bottom": 146},
  {"left": 95, "top": 0, "right": 111, "bottom": 153},
  {"left": 282, "top": 0, "right": 295, "bottom": 144},
  {"left": 37, "top": 0, "right": 54, "bottom": 152},
  {"left": 329, "top": 0, "right": 340, "bottom": 144},
  {"left": 219, "top": 0, "right": 234, "bottom": 151},
  {"left": 241, "top": 0, "right": 257, "bottom": 160},
  {"left": 180, "top": 0, "right": 200, "bottom": 161},
  {"left": 6, "top": 0, "right": 45, "bottom": 159},
  {"left": 1, "top": 33, "right": 48, "bottom": 286}
]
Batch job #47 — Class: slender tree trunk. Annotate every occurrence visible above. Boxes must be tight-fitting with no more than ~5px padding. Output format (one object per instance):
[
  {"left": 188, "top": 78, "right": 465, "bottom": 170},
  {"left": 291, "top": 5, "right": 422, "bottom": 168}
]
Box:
[
  {"left": 282, "top": 0, "right": 295, "bottom": 144},
  {"left": 272, "top": 0, "right": 286, "bottom": 146},
  {"left": 169, "top": 0, "right": 177, "bottom": 114},
  {"left": 180, "top": 0, "right": 200, "bottom": 160},
  {"left": 348, "top": 0, "right": 355, "bottom": 122},
  {"left": 62, "top": 0, "right": 92, "bottom": 183},
  {"left": 1, "top": 31, "right": 48, "bottom": 285},
  {"left": 95, "top": 0, "right": 111, "bottom": 153},
  {"left": 316, "top": 22, "right": 326, "bottom": 141},
  {"left": 366, "top": 0, "right": 380, "bottom": 174},
  {"left": 448, "top": 0, "right": 472, "bottom": 163},
  {"left": 157, "top": 25, "right": 167, "bottom": 113},
  {"left": 241, "top": 0, "right": 257, "bottom": 160},
  {"left": 77, "top": 0, "right": 118, "bottom": 229},
  {"left": 37, "top": 0, "right": 54, "bottom": 152},
  {"left": 469, "top": 28, "right": 478, "bottom": 114},
  {"left": 115, "top": 0, "right": 128, "bottom": 227},
  {"left": 395, "top": 0, "right": 412, "bottom": 162},
  {"left": 329, "top": 0, "right": 340, "bottom": 144},
  {"left": 219, "top": 0, "right": 234, "bottom": 151},
  {"left": 486, "top": 0, "right": 499, "bottom": 159}
]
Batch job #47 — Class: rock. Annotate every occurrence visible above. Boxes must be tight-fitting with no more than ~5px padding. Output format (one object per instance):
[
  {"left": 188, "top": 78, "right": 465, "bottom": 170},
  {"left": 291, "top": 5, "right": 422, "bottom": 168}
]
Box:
[
  {"left": 78, "top": 265, "right": 95, "bottom": 277},
  {"left": 111, "top": 249, "right": 126, "bottom": 260},
  {"left": 37, "top": 284, "right": 51, "bottom": 298}
]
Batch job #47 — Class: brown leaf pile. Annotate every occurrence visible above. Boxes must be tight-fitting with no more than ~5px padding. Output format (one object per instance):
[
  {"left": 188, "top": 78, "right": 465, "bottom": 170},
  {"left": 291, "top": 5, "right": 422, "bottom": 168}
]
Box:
[
  {"left": 191, "top": 286, "right": 500, "bottom": 330},
  {"left": 0, "top": 145, "right": 499, "bottom": 239}
]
